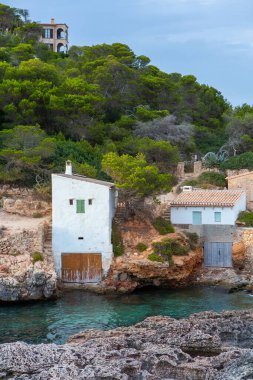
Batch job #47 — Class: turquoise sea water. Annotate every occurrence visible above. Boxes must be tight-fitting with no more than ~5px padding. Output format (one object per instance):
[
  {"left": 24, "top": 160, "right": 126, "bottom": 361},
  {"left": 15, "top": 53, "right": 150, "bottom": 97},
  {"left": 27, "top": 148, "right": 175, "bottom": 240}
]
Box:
[{"left": 0, "top": 286, "right": 252, "bottom": 344}]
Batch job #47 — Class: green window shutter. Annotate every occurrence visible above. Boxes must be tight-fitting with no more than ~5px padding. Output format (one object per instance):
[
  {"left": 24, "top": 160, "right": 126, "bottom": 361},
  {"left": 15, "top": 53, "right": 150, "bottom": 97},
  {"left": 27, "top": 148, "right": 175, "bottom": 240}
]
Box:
[{"left": 76, "top": 200, "right": 85, "bottom": 213}]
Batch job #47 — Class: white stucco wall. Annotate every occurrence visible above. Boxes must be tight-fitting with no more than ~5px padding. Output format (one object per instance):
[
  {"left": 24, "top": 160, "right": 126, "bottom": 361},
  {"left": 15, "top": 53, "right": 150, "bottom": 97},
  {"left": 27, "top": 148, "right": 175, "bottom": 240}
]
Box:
[
  {"left": 171, "top": 193, "right": 246, "bottom": 226},
  {"left": 52, "top": 174, "right": 116, "bottom": 278}
]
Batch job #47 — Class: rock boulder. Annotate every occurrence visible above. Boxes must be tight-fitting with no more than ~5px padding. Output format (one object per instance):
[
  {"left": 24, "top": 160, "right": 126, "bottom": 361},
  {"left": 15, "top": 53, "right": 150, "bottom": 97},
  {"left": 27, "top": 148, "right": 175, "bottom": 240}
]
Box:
[{"left": 1, "top": 310, "right": 253, "bottom": 379}]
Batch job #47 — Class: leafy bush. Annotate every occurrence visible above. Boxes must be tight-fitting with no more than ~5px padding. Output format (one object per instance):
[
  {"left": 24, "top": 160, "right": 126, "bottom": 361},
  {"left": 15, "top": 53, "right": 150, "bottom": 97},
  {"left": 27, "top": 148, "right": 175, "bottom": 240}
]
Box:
[
  {"left": 184, "top": 162, "right": 194, "bottom": 173},
  {"left": 31, "top": 251, "right": 44, "bottom": 264},
  {"left": 111, "top": 223, "right": 124, "bottom": 257},
  {"left": 148, "top": 253, "right": 164, "bottom": 263},
  {"left": 136, "top": 242, "right": 147, "bottom": 252},
  {"left": 152, "top": 217, "right": 174, "bottom": 235},
  {"left": 150, "top": 238, "right": 189, "bottom": 266},
  {"left": 237, "top": 211, "right": 253, "bottom": 227},
  {"left": 182, "top": 179, "right": 198, "bottom": 187},
  {"left": 198, "top": 172, "right": 226, "bottom": 187},
  {"left": 185, "top": 232, "right": 199, "bottom": 249},
  {"left": 221, "top": 152, "right": 253, "bottom": 171},
  {"left": 34, "top": 185, "right": 52, "bottom": 201},
  {"left": 153, "top": 238, "right": 189, "bottom": 257}
]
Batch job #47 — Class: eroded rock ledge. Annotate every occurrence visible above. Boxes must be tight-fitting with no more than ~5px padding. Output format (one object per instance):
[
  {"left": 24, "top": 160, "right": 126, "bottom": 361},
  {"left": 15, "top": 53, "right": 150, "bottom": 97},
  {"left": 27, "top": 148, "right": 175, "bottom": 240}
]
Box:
[{"left": 1, "top": 310, "right": 253, "bottom": 379}]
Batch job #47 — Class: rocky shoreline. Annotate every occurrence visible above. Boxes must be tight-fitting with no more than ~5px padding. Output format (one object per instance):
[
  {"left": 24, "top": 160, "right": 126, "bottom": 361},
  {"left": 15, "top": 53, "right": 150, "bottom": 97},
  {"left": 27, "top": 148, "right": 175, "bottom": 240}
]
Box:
[{"left": 0, "top": 309, "right": 253, "bottom": 379}]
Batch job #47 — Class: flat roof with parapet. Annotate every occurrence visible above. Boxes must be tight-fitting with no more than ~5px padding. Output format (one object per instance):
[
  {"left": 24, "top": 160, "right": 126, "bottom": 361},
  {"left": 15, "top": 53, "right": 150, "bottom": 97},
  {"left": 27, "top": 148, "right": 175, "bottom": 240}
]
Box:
[
  {"left": 171, "top": 190, "right": 245, "bottom": 208},
  {"left": 52, "top": 173, "right": 115, "bottom": 188}
]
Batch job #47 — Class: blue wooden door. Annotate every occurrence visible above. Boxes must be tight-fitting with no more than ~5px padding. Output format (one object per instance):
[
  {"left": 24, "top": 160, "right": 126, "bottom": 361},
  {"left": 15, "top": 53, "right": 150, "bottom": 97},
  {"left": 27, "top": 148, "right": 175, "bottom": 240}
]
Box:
[
  {"left": 192, "top": 211, "right": 202, "bottom": 225},
  {"left": 204, "top": 242, "right": 232, "bottom": 267}
]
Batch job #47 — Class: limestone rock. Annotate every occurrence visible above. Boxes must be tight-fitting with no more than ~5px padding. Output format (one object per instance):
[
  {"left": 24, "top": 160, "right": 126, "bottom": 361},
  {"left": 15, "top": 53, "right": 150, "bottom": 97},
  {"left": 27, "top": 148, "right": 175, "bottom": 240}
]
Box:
[
  {"left": 0, "top": 216, "right": 57, "bottom": 302},
  {"left": 1, "top": 310, "right": 253, "bottom": 379},
  {"left": 105, "top": 247, "right": 202, "bottom": 293}
]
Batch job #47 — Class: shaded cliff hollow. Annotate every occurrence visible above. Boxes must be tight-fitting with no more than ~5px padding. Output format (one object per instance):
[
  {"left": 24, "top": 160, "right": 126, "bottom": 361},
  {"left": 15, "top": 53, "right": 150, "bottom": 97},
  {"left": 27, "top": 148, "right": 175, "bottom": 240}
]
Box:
[
  {"left": 1, "top": 310, "right": 253, "bottom": 379},
  {"left": 105, "top": 216, "right": 202, "bottom": 292}
]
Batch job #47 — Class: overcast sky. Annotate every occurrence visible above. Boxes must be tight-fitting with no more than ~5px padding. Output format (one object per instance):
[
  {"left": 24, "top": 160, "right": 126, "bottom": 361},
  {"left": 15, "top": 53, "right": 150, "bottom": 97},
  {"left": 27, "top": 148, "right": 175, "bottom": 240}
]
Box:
[{"left": 4, "top": 0, "right": 253, "bottom": 106}]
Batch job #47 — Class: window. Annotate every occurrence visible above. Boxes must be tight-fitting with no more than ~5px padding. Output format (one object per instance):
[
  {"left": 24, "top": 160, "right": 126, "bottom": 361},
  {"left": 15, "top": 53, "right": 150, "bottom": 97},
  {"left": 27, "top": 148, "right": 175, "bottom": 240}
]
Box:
[
  {"left": 76, "top": 199, "right": 85, "bottom": 213},
  {"left": 43, "top": 28, "right": 53, "bottom": 39},
  {"left": 69, "top": 199, "right": 73, "bottom": 205},
  {"left": 88, "top": 199, "right": 93, "bottom": 205},
  {"left": 214, "top": 212, "right": 221, "bottom": 222}
]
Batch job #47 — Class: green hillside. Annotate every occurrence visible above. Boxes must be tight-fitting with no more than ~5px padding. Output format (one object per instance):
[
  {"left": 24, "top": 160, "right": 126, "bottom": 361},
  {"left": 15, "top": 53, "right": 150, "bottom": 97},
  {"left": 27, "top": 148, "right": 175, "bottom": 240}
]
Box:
[{"left": 0, "top": 3, "right": 252, "bottom": 194}]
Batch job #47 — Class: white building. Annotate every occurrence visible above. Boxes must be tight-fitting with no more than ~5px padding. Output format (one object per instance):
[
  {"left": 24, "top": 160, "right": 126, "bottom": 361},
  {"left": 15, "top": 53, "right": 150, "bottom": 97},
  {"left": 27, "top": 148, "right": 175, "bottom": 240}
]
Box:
[
  {"left": 171, "top": 190, "right": 246, "bottom": 226},
  {"left": 170, "top": 189, "right": 246, "bottom": 268},
  {"left": 52, "top": 161, "right": 117, "bottom": 284}
]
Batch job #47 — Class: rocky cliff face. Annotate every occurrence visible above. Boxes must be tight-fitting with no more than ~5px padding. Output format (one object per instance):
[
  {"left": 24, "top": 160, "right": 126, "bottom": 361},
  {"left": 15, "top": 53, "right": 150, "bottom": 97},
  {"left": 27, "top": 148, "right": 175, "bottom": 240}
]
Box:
[
  {"left": 105, "top": 216, "right": 203, "bottom": 293},
  {"left": 0, "top": 211, "right": 57, "bottom": 302},
  {"left": 0, "top": 185, "right": 51, "bottom": 218},
  {"left": 105, "top": 248, "right": 202, "bottom": 293},
  {"left": 1, "top": 310, "right": 253, "bottom": 379}
]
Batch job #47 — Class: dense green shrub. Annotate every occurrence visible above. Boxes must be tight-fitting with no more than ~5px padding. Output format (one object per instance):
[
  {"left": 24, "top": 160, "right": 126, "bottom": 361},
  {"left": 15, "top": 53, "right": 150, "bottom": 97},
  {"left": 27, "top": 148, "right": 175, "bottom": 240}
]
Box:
[
  {"left": 148, "top": 253, "right": 164, "bottom": 263},
  {"left": 198, "top": 172, "right": 226, "bottom": 187},
  {"left": 136, "top": 242, "right": 147, "bottom": 252},
  {"left": 182, "top": 179, "right": 198, "bottom": 187},
  {"left": 111, "top": 223, "right": 124, "bottom": 257},
  {"left": 149, "top": 238, "right": 189, "bottom": 266},
  {"left": 185, "top": 232, "right": 199, "bottom": 249},
  {"left": 184, "top": 162, "right": 194, "bottom": 173},
  {"left": 183, "top": 172, "right": 226, "bottom": 189},
  {"left": 221, "top": 152, "right": 253, "bottom": 171},
  {"left": 153, "top": 239, "right": 189, "bottom": 257},
  {"left": 237, "top": 211, "right": 253, "bottom": 227},
  {"left": 152, "top": 217, "right": 174, "bottom": 235},
  {"left": 31, "top": 252, "right": 44, "bottom": 264},
  {"left": 34, "top": 185, "right": 52, "bottom": 201}
]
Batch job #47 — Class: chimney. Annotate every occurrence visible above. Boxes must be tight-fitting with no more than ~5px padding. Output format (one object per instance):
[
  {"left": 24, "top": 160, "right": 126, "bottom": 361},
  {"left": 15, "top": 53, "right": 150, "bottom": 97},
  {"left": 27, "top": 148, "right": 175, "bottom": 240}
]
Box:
[
  {"left": 65, "top": 160, "right": 72, "bottom": 175},
  {"left": 51, "top": 18, "right": 55, "bottom": 24}
]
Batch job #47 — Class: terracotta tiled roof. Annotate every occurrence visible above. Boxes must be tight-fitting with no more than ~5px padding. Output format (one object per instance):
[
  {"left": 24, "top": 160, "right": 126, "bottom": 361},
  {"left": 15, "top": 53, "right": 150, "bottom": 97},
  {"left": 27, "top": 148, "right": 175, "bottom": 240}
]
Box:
[
  {"left": 171, "top": 190, "right": 245, "bottom": 207},
  {"left": 53, "top": 174, "right": 115, "bottom": 188}
]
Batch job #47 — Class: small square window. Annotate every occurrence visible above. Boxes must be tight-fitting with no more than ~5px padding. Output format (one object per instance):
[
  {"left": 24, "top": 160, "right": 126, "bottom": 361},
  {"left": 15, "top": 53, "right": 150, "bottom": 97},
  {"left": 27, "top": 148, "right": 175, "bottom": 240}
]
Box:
[
  {"left": 88, "top": 199, "right": 93, "bottom": 205},
  {"left": 69, "top": 199, "right": 74, "bottom": 205},
  {"left": 214, "top": 212, "right": 221, "bottom": 222}
]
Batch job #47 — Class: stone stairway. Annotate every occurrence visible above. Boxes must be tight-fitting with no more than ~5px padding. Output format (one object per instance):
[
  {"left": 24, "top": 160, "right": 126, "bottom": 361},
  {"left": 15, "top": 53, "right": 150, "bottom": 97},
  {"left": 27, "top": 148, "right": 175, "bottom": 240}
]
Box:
[
  {"left": 162, "top": 206, "right": 171, "bottom": 221},
  {"left": 43, "top": 222, "right": 54, "bottom": 266},
  {"left": 114, "top": 202, "right": 127, "bottom": 224}
]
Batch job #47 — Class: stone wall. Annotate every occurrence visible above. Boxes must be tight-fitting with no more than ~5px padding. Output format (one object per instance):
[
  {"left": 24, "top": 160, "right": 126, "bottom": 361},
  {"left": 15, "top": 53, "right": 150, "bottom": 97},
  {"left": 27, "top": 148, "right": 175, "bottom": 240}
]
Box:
[
  {"left": 0, "top": 222, "right": 45, "bottom": 257},
  {"left": 0, "top": 185, "right": 51, "bottom": 217},
  {"left": 227, "top": 172, "right": 253, "bottom": 211},
  {"left": 0, "top": 221, "right": 57, "bottom": 301},
  {"left": 3, "top": 197, "right": 51, "bottom": 217},
  {"left": 0, "top": 185, "right": 35, "bottom": 198},
  {"left": 203, "top": 225, "right": 236, "bottom": 243},
  {"left": 0, "top": 230, "right": 37, "bottom": 257},
  {"left": 176, "top": 161, "right": 220, "bottom": 180},
  {"left": 226, "top": 169, "right": 250, "bottom": 177}
]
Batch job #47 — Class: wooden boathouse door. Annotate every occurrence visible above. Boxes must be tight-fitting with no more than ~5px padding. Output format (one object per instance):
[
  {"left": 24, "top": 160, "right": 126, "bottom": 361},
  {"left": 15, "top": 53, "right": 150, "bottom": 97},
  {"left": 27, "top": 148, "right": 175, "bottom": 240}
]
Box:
[
  {"left": 204, "top": 242, "right": 232, "bottom": 268},
  {"left": 61, "top": 253, "right": 102, "bottom": 283}
]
